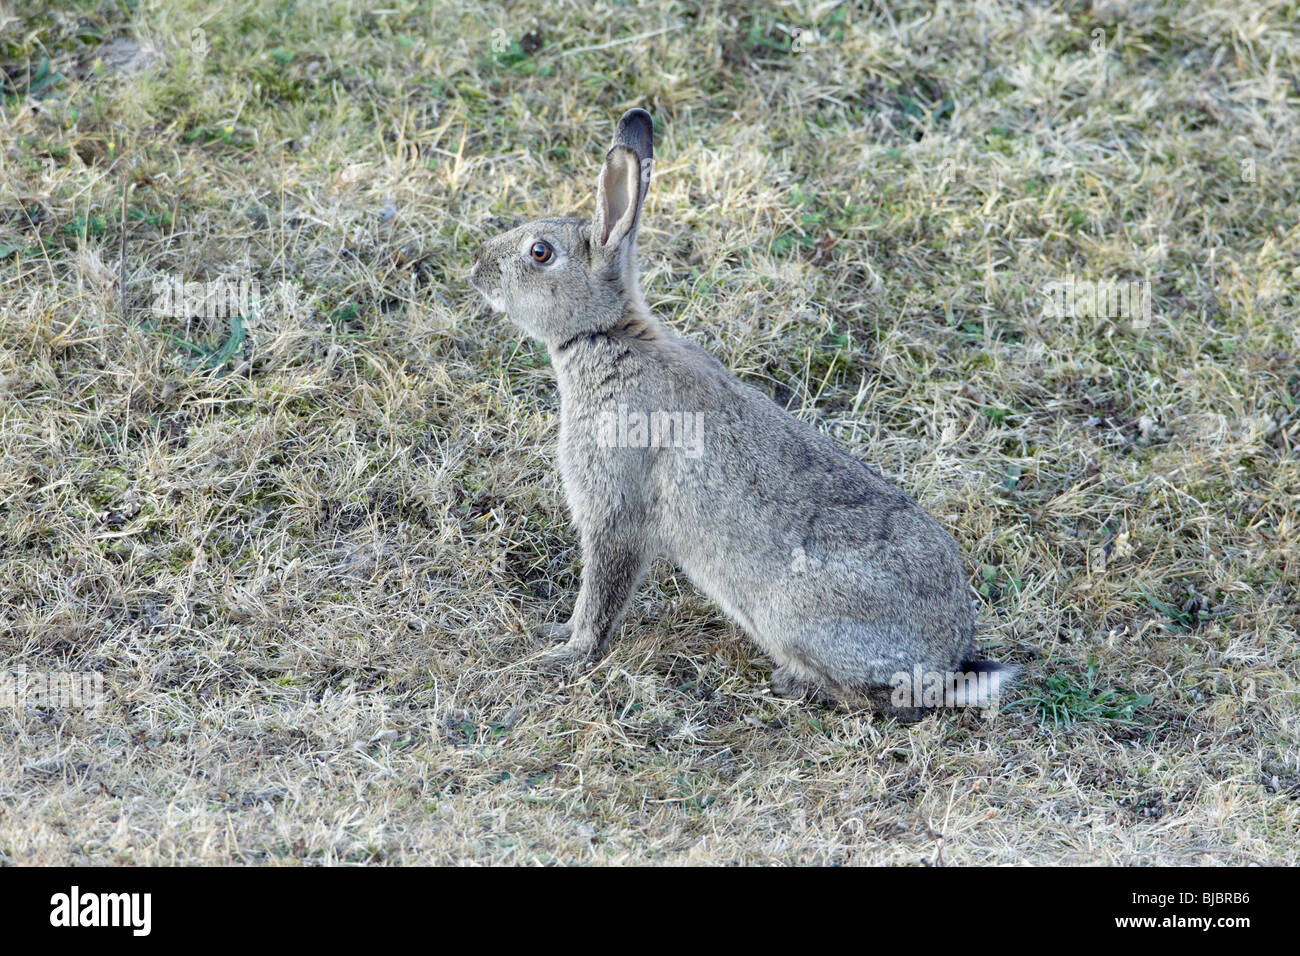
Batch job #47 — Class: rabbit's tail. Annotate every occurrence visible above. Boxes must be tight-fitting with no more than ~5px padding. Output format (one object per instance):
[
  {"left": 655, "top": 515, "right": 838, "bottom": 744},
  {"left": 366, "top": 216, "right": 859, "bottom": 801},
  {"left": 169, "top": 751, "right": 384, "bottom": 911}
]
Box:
[{"left": 950, "top": 659, "right": 1018, "bottom": 707}]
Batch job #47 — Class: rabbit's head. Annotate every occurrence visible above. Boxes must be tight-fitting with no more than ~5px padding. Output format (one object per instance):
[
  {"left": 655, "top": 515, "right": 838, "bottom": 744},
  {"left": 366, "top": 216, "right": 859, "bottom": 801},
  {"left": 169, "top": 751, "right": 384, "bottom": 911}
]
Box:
[{"left": 470, "top": 109, "right": 654, "bottom": 346}]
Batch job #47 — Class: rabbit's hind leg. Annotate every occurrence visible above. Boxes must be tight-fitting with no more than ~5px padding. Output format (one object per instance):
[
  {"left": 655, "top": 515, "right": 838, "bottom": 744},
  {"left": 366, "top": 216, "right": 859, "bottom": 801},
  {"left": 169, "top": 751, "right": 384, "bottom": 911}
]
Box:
[
  {"left": 789, "top": 619, "right": 921, "bottom": 685},
  {"left": 765, "top": 640, "right": 842, "bottom": 705},
  {"left": 775, "top": 618, "right": 940, "bottom": 715}
]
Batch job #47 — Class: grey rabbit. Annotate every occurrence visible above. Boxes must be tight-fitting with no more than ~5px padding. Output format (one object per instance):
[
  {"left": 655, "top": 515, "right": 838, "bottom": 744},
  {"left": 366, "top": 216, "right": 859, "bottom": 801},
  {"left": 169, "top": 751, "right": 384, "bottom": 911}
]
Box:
[{"left": 469, "top": 108, "right": 1015, "bottom": 715}]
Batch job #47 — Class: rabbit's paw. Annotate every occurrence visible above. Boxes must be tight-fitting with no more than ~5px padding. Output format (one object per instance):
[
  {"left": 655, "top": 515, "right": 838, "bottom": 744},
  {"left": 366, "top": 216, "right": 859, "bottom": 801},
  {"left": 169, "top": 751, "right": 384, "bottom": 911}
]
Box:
[
  {"left": 770, "top": 665, "right": 832, "bottom": 705},
  {"left": 537, "top": 640, "right": 596, "bottom": 678},
  {"left": 536, "top": 621, "right": 574, "bottom": 643}
]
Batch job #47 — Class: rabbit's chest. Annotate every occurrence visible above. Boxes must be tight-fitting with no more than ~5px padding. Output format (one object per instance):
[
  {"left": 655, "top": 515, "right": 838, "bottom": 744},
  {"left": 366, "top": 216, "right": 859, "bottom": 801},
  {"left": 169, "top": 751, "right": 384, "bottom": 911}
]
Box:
[
  {"left": 555, "top": 403, "right": 596, "bottom": 488},
  {"left": 556, "top": 405, "right": 653, "bottom": 526},
  {"left": 556, "top": 417, "right": 607, "bottom": 511}
]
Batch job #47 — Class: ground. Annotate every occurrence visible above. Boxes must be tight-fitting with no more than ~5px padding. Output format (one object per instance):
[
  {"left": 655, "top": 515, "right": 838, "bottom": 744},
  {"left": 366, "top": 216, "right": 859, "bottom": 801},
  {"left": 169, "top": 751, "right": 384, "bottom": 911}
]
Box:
[{"left": 0, "top": 0, "right": 1297, "bottom": 864}]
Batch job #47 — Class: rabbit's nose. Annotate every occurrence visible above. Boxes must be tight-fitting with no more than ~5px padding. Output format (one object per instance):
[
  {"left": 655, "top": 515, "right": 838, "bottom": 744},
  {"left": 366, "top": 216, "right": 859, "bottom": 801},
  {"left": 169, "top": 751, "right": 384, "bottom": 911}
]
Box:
[{"left": 471, "top": 244, "right": 483, "bottom": 264}]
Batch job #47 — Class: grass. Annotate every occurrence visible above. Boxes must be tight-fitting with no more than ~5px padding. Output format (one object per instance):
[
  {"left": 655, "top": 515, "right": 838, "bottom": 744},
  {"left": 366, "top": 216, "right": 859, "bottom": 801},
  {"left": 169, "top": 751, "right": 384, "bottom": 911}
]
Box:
[
  {"left": 1009, "top": 659, "right": 1155, "bottom": 730},
  {"left": 0, "top": 0, "right": 1297, "bottom": 864}
]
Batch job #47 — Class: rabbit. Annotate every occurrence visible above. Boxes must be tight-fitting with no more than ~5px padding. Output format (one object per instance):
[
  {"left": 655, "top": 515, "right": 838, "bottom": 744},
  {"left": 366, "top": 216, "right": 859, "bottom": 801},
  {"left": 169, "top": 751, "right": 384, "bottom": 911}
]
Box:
[{"left": 469, "top": 108, "right": 1016, "bottom": 715}]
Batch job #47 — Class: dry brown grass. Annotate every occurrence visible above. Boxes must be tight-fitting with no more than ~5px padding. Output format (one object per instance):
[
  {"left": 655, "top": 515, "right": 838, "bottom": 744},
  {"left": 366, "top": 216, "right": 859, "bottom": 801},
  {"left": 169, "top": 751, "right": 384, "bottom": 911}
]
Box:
[{"left": 0, "top": 0, "right": 1297, "bottom": 864}]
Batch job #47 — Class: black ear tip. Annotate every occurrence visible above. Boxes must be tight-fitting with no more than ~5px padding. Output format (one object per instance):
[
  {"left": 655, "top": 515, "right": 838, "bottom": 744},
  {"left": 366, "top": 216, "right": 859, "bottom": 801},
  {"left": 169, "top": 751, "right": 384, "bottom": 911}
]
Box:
[{"left": 614, "top": 108, "right": 654, "bottom": 157}]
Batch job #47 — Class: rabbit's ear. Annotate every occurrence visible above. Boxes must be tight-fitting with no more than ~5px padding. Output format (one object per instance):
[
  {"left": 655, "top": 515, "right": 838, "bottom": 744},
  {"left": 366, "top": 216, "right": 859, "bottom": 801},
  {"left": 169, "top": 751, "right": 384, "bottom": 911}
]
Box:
[{"left": 592, "top": 109, "right": 653, "bottom": 259}]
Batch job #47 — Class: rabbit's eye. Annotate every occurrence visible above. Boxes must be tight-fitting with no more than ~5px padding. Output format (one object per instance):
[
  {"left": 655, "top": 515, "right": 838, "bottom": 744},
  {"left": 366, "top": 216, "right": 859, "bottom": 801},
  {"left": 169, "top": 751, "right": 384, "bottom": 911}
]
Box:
[{"left": 529, "top": 240, "right": 554, "bottom": 263}]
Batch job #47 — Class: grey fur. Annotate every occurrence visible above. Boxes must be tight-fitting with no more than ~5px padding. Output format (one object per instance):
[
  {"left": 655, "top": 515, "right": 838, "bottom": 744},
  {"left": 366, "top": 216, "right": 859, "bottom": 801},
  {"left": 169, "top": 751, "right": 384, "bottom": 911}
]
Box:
[{"left": 470, "top": 109, "right": 1015, "bottom": 714}]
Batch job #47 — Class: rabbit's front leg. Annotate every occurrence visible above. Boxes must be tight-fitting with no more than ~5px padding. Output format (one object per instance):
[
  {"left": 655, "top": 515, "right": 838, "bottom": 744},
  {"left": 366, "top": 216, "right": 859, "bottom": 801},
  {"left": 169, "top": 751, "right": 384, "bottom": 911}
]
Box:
[{"left": 543, "top": 534, "right": 648, "bottom": 672}]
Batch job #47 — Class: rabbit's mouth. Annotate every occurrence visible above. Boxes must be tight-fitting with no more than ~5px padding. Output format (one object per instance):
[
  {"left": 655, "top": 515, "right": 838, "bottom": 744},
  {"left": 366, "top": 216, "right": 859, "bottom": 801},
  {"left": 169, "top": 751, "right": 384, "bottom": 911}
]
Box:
[
  {"left": 470, "top": 279, "right": 506, "bottom": 314},
  {"left": 469, "top": 261, "right": 507, "bottom": 313}
]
